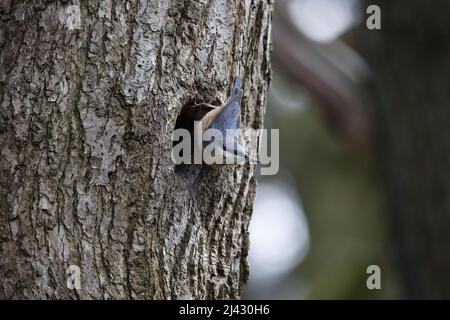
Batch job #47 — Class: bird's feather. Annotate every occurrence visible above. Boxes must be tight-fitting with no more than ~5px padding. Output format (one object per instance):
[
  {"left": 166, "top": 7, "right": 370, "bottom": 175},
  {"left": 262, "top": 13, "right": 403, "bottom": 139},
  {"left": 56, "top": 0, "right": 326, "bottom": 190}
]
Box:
[{"left": 202, "top": 76, "right": 256, "bottom": 164}]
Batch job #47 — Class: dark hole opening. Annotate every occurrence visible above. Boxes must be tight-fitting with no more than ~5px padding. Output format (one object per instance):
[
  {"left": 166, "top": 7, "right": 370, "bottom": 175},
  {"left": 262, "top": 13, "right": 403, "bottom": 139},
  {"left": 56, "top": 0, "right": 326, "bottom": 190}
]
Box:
[{"left": 173, "top": 100, "right": 217, "bottom": 182}]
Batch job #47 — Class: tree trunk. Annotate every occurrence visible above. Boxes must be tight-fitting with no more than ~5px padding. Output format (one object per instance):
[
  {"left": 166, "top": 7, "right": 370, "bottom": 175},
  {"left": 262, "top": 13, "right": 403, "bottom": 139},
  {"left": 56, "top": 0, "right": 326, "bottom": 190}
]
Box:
[
  {"left": 360, "top": 0, "right": 450, "bottom": 298},
  {"left": 0, "top": 0, "right": 271, "bottom": 299}
]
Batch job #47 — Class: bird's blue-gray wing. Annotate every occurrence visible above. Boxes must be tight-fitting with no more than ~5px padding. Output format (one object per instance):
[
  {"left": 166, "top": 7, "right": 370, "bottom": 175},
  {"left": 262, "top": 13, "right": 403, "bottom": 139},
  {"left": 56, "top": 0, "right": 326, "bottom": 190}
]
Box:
[
  {"left": 203, "top": 89, "right": 243, "bottom": 153},
  {"left": 207, "top": 89, "right": 242, "bottom": 133}
]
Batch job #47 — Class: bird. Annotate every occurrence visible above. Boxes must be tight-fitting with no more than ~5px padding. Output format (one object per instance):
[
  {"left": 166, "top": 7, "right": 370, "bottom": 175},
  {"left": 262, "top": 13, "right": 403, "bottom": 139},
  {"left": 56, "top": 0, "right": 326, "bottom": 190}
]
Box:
[{"left": 196, "top": 76, "right": 256, "bottom": 165}]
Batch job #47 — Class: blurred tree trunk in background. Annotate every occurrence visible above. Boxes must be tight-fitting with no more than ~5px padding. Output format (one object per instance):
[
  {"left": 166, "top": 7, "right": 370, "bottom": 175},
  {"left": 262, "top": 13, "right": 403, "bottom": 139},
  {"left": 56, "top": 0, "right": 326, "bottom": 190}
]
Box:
[
  {"left": 360, "top": 0, "right": 450, "bottom": 298},
  {"left": 0, "top": 1, "right": 271, "bottom": 299}
]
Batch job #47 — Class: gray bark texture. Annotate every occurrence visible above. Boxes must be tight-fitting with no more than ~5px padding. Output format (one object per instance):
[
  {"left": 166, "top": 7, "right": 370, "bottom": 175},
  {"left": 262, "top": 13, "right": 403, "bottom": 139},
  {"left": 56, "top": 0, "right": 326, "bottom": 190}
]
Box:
[
  {"left": 360, "top": 0, "right": 450, "bottom": 298},
  {"left": 0, "top": 0, "right": 272, "bottom": 299}
]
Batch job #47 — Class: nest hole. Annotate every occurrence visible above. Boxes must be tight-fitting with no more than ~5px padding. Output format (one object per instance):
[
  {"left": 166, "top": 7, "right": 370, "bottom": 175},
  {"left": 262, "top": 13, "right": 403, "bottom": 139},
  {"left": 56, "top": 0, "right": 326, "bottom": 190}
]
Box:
[{"left": 172, "top": 100, "right": 214, "bottom": 183}]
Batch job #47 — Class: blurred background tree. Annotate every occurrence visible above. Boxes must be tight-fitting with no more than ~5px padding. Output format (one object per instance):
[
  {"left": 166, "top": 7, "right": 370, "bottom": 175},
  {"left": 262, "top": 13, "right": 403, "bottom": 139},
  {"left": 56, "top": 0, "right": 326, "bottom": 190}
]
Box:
[
  {"left": 245, "top": 0, "right": 450, "bottom": 299},
  {"left": 359, "top": 0, "right": 450, "bottom": 299}
]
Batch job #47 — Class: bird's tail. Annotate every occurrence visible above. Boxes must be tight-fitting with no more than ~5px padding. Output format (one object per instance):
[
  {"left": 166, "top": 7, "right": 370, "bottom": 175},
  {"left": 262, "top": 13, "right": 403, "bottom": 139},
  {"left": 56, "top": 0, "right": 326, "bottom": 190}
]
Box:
[{"left": 230, "top": 76, "right": 242, "bottom": 97}]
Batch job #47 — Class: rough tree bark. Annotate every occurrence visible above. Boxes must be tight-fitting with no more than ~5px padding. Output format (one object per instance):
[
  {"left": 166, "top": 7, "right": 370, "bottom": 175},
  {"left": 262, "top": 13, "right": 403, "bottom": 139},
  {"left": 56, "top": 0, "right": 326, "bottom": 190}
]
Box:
[
  {"left": 0, "top": 0, "right": 272, "bottom": 299},
  {"left": 360, "top": 0, "right": 450, "bottom": 298}
]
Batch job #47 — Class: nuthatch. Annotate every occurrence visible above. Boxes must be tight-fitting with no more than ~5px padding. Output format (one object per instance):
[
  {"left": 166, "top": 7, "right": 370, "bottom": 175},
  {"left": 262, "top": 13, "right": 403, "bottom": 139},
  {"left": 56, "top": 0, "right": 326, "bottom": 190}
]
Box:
[{"left": 194, "top": 76, "right": 255, "bottom": 165}]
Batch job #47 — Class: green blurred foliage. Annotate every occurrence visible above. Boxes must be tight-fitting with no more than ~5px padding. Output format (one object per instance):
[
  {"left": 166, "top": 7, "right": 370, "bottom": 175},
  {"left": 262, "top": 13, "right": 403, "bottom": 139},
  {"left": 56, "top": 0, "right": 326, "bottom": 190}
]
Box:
[{"left": 261, "top": 66, "right": 401, "bottom": 299}]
